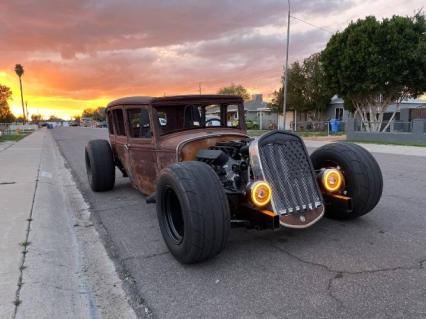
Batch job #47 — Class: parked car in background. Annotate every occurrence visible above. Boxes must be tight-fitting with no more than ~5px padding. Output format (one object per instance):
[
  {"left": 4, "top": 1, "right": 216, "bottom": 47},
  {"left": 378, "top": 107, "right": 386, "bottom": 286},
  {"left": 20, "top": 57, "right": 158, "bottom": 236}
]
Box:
[
  {"left": 96, "top": 121, "right": 107, "bottom": 128},
  {"left": 80, "top": 117, "right": 93, "bottom": 127}
]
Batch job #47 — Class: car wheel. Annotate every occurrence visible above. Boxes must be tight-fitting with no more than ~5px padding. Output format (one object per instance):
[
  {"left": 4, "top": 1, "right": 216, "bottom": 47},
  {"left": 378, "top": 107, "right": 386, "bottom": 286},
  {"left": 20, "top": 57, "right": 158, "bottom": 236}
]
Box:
[
  {"left": 310, "top": 142, "right": 383, "bottom": 219},
  {"left": 85, "top": 139, "right": 115, "bottom": 192},
  {"left": 156, "top": 161, "right": 230, "bottom": 264}
]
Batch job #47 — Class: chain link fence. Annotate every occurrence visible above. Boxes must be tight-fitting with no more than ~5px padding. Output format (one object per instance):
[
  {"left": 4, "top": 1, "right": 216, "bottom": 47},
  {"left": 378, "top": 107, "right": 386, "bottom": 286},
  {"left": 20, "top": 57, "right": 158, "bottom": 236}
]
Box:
[
  {"left": 291, "top": 121, "right": 346, "bottom": 135},
  {"left": 247, "top": 120, "right": 346, "bottom": 137}
]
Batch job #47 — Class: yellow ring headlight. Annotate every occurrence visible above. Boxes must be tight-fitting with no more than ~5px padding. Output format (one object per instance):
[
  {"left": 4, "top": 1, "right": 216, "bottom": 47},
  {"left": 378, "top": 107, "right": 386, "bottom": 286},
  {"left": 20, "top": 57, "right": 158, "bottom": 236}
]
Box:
[
  {"left": 322, "top": 168, "right": 344, "bottom": 193},
  {"left": 250, "top": 181, "right": 272, "bottom": 207}
]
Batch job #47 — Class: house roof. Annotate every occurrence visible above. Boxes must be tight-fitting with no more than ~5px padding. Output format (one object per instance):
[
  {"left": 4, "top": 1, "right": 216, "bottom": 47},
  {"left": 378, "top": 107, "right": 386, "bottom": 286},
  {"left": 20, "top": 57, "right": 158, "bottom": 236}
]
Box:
[
  {"left": 330, "top": 95, "right": 344, "bottom": 104},
  {"left": 386, "top": 102, "right": 426, "bottom": 113},
  {"left": 244, "top": 96, "right": 267, "bottom": 111}
]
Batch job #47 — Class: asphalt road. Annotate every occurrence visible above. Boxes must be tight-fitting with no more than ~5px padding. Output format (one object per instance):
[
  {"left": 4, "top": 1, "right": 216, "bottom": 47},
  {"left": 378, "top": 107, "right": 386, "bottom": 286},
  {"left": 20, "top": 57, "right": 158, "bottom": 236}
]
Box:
[{"left": 52, "top": 127, "right": 426, "bottom": 319}]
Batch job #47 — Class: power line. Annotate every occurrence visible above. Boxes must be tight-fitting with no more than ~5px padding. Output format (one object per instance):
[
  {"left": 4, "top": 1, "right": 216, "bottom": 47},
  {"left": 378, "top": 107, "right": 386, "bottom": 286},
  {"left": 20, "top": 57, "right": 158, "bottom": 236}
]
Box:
[{"left": 290, "top": 15, "right": 334, "bottom": 34}]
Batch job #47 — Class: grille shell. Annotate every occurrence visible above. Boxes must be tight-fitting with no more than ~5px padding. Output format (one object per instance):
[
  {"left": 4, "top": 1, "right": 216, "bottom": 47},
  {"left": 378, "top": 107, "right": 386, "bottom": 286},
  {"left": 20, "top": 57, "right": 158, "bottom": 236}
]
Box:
[{"left": 250, "top": 131, "right": 323, "bottom": 216}]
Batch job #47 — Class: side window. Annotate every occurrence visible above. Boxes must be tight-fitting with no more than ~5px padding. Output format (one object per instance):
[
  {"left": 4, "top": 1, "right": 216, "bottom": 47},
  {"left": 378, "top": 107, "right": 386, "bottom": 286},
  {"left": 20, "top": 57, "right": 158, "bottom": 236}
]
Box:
[
  {"left": 107, "top": 111, "right": 114, "bottom": 134},
  {"left": 226, "top": 104, "right": 239, "bottom": 128},
  {"left": 158, "top": 111, "right": 167, "bottom": 127},
  {"left": 127, "top": 108, "right": 151, "bottom": 138},
  {"left": 112, "top": 109, "right": 125, "bottom": 135}
]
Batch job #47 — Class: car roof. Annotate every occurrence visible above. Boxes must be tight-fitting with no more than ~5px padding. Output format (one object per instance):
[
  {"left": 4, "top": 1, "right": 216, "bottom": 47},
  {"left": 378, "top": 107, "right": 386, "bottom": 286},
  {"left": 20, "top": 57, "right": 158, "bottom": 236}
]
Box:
[{"left": 106, "top": 95, "right": 243, "bottom": 109}]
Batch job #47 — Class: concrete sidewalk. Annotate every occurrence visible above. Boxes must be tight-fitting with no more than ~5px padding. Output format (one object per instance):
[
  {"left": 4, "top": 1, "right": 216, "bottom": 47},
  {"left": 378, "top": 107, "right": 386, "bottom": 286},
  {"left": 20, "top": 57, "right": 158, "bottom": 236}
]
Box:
[
  {"left": 0, "top": 131, "right": 42, "bottom": 318},
  {"left": 0, "top": 141, "right": 15, "bottom": 152},
  {"left": 0, "top": 129, "right": 136, "bottom": 319}
]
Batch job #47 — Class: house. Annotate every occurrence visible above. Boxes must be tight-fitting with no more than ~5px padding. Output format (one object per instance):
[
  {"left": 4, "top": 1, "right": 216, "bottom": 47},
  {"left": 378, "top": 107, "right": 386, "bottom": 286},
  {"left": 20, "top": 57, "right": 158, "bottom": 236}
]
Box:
[
  {"left": 385, "top": 98, "right": 426, "bottom": 122},
  {"left": 324, "top": 95, "right": 349, "bottom": 121},
  {"left": 241, "top": 93, "right": 426, "bottom": 130},
  {"left": 244, "top": 94, "right": 278, "bottom": 129},
  {"left": 323, "top": 96, "right": 426, "bottom": 122}
]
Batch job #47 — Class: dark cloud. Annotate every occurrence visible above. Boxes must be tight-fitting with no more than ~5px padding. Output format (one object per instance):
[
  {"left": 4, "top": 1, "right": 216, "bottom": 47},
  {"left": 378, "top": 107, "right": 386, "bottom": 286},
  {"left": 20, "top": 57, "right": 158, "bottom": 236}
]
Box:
[
  {"left": 20, "top": 27, "right": 328, "bottom": 100},
  {"left": 0, "top": 0, "right": 353, "bottom": 57},
  {"left": 0, "top": 0, "right": 355, "bottom": 109}
]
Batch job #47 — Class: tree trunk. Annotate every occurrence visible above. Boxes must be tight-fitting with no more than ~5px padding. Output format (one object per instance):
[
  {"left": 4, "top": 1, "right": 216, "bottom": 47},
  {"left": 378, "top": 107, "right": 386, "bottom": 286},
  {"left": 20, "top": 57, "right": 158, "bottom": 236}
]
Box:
[{"left": 19, "top": 77, "right": 25, "bottom": 123}]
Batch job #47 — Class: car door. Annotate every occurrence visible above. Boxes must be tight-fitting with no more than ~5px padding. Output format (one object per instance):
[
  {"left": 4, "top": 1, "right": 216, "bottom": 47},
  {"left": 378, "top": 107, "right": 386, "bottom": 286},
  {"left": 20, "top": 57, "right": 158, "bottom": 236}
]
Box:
[
  {"left": 126, "top": 105, "right": 157, "bottom": 194},
  {"left": 111, "top": 107, "right": 131, "bottom": 174}
]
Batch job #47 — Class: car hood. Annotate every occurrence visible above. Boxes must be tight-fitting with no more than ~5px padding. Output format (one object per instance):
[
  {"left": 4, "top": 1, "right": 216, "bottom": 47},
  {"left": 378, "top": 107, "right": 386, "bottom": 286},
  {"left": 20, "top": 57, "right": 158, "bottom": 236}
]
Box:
[{"left": 158, "top": 129, "right": 249, "bottom": 151}]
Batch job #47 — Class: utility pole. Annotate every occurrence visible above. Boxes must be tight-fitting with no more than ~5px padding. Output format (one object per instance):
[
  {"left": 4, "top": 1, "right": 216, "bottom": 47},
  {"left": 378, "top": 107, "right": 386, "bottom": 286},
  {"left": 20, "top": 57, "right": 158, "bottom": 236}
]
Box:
[
  {"left": 282, "top": 0, "right": 291, "bottom": 130},
  {"left": 199, "top": 82, "right": 202, "bottom": 95}
]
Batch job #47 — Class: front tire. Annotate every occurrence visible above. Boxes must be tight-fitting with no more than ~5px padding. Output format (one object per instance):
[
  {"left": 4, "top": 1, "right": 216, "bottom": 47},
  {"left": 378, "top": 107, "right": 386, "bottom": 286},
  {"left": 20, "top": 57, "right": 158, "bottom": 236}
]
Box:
[
  {"left": 85, "top": 139, "right": 115, "bottom": 192},
  {"left": 156, "top": 161, "right": 230, "bottom": 264},
  {"left": 310, "top": 142, "right": 383, "bottom": 219}
]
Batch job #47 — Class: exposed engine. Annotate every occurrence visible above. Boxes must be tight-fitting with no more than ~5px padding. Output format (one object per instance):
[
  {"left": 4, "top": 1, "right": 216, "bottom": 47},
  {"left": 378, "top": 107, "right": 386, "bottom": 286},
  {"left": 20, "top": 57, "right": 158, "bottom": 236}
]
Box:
[{"left": 195, "top": 139, "right": 253, "bottom": 193}]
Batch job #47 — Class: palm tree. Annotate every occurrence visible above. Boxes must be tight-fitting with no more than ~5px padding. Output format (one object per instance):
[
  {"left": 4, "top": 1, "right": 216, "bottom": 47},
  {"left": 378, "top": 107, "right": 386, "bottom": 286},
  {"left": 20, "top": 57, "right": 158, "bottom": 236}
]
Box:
[{"left": 14, "top": 64, "right": 26, "bottom": 122}]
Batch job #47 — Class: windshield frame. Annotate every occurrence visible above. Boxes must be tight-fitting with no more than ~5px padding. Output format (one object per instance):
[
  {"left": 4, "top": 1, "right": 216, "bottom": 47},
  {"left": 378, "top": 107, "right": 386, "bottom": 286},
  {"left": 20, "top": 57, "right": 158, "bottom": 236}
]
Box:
[{"left": 152, "top": 102, "right": 245, "bottom": 136}]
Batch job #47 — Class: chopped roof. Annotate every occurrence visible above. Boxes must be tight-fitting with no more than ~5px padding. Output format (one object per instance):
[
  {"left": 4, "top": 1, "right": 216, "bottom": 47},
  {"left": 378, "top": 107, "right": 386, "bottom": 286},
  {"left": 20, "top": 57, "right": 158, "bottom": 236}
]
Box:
[
  {"left": 106, "top": 96, "right": 153, "bottom": 108},
  {"left": 106, "top": 94, "right": 243, "bottom": 109}
]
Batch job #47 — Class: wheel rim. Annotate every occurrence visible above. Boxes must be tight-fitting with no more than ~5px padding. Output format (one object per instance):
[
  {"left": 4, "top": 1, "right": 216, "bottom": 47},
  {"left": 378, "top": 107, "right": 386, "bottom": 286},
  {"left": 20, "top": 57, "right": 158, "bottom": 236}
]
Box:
[{"left": 163, "top": 187, "right": 184, "bottom": 244}]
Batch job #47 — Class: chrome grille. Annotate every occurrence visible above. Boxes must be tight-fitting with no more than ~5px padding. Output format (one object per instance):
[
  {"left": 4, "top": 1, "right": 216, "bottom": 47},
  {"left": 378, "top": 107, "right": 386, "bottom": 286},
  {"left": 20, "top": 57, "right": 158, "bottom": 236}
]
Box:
[{"left": 258, "top": 134, "right": 322, "bottom": 215}]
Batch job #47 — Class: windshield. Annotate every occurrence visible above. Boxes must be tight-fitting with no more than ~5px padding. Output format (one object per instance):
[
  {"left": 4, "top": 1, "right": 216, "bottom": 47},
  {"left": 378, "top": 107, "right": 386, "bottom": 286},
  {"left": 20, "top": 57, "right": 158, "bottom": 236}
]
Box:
[{"left": 153, "top": 103, "right": 242, "bottom": 135}]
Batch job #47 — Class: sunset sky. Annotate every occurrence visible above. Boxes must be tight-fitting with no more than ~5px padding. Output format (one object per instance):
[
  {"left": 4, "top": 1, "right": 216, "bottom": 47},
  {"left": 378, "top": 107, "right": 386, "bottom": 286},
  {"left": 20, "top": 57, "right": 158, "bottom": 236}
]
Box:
[{"left": 0, "top": 0, "right": 424, "bottom": 120}]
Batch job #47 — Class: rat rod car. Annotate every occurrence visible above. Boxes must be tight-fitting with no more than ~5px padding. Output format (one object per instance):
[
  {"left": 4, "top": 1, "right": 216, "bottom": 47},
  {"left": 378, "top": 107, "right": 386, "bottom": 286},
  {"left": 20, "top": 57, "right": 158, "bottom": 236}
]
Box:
[{"left": 85, "top": 95, "right": 383, "bottom": 263}]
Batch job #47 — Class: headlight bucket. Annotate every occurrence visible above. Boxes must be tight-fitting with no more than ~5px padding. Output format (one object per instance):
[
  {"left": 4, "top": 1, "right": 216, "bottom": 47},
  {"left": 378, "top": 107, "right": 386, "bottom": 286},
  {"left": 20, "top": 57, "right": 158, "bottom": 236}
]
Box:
[
  {"left": 249, "top": 181, "right": 272, "bottom": 207},
  {"left": 321, "top": 168, "right": 344, "bottom": 193}
]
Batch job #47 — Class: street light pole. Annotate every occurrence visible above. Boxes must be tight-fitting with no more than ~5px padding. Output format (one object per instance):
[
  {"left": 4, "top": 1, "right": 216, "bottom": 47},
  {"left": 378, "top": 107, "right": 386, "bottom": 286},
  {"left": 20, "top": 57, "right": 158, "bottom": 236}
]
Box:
[{"left": 282, "top": 0, "right": 290, "bottom": 130}]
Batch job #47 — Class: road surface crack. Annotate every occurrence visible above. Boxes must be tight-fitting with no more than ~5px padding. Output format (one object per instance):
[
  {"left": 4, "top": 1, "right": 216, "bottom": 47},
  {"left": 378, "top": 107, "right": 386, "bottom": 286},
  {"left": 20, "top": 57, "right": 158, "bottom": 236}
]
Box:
[
  {"left": 258, "top": 236, "right": 426, "bottom": 309},
  {"left": 12, "top": 149, "right": 42, "bottom": 318}
]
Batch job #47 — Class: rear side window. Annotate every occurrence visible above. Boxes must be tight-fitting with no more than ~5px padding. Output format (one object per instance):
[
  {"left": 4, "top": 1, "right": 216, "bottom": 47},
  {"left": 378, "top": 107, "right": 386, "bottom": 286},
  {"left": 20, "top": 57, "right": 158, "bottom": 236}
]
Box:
[
  {"left": 127, "top": 108, "right": 151, "bottom": 138},
  {"left": 112, "top": 109, "right": 125, "bottom": 136},
  {"left": 107, "top": 111, "right": 114, "bottom": 134}
]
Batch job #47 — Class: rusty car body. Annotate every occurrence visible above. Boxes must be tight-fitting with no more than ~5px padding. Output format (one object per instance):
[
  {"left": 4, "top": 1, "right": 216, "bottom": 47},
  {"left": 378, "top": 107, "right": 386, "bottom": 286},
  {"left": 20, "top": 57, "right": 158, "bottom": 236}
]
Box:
[{"left": 85, "top": 95, "right": 383, "bottom": 263}]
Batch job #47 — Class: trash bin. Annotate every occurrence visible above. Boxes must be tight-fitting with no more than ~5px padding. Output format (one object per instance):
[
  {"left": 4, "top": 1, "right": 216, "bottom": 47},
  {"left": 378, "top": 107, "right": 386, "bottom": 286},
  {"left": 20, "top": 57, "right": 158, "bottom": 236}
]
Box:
[{"left": 330, "top": 119, "right": 339, "bottom": 134}]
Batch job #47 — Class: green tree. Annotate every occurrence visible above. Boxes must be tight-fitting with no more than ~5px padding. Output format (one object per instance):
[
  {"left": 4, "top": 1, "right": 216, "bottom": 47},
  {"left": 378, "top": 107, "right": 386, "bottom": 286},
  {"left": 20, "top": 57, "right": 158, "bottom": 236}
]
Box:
[
  {"left": 15, "top": 116, "right": 25, "bottom": 123},
  {"left": 269, "top": 53, "right": 333, "bottom": 120},
  {"left": 92, "top": 107, "right": 106, "bottom": 121},
  {"left": 14, "top": 64, "right": 26, "bottom": 122},
  {"left": 218, "top": 83, "right": 250, "bottom": 100},
  {"left": 0, "top": 84, "right": 16, "bottom": 123},
  {"left": 48, "top": 115, "right": 63, "bottom": 122},
  {"left": 321, "top": 13, "right": 426, "bottom": 132},
  {"left": 82, "top": 108, "right": 94, "bottom": 118},
  {"left": 31, "top": 114, "right": 42, "bottom": 124},
  {"left": 81, "top": 107, "right": 105, "bottom": 121}
]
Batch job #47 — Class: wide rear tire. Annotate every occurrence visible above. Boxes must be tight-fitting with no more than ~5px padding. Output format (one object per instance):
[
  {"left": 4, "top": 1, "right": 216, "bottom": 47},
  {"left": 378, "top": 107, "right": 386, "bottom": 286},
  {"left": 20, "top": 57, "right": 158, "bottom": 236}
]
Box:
[
  {"left": 85, "top": 139, "right": 115, "bottom": 192},
  {"left": 156, "top": 161, "right": 230, "bottom": 264},
  {"left": 310, "top": 142, "right": 383, "bottom": 219}
]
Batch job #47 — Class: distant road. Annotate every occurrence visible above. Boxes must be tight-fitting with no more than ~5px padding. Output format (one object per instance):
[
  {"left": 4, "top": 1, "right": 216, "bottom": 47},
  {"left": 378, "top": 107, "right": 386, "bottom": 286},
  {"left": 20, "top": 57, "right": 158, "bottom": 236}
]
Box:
[{"left": 52, "top": 127, "right": 426, "bottom": 319}]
